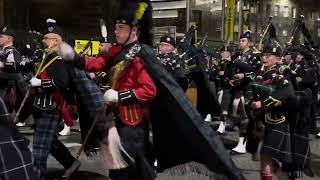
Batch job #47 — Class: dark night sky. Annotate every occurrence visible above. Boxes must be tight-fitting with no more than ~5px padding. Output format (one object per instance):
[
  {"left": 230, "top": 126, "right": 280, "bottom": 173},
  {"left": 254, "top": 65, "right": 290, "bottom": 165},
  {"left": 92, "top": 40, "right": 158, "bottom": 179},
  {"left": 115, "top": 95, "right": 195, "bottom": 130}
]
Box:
[{"left": 28, "top": 0, "right": 114, "bottom": 39}]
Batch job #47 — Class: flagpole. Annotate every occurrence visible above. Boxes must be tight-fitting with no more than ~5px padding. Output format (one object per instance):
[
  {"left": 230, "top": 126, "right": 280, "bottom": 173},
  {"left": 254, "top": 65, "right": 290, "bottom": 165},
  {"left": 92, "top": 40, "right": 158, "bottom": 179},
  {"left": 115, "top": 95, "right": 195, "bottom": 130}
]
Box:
[
  {"left": 221, "top": 0, "right": 225, "bottom": 41},
  {"left": 186, "top": 0, "right": 190, "bottom": 32}
]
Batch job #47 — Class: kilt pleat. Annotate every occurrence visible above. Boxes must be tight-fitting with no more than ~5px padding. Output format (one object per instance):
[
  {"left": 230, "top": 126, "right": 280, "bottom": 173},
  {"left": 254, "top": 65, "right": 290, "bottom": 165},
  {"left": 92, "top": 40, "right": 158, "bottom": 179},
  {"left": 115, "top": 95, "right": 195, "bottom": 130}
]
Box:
[{"left": 261, "top": 122, "right": 292, "bottom": 164}]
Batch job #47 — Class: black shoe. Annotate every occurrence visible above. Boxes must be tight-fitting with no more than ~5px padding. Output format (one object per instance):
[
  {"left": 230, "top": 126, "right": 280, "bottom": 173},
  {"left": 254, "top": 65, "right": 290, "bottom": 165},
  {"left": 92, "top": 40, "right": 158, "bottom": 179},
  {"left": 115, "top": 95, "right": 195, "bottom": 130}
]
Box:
[
  {"left": 62, "top": 159, "right": 81, "bottom": 178},
  {"left": 217, "top": 131, "right": 226, "bottom": 135},
  {"left": 229, "top": 150, "right": 246, "bottom": 155},
  {"left": 303, "top": 167, "right": 314, "bottom": 177}
]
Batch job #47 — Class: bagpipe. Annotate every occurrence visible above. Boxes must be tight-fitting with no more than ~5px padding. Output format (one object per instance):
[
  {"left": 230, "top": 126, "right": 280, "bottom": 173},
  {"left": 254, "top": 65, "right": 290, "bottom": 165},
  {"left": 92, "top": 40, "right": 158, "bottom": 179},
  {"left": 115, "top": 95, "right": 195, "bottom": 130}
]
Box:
[
  {"left": 176, "top": 27, "right": 222, "bottom": 116},
  {"left": 279, "top": 15, "right": 319, "bottom": 76},
  {"left": 177, "top": 27, "right": 212, "bottom": 75},
  {"left": 245, "top": 79, "right": 272, "bottom": 140},
  {"left": 255, "top": 17, "right": 275, "bottom": 52}
]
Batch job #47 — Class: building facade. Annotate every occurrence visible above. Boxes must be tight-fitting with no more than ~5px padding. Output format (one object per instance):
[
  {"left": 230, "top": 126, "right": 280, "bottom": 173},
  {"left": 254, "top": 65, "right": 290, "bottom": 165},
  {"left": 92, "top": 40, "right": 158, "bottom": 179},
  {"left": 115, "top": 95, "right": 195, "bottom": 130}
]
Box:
[
  {"left": 0, "top": 0, "right": 319, "bottom": 47},
  {"left": 189, "top": 0, "right": 320, "bottom": 47},
  {"left": 0, "top": 0, "right": 4, "bottom": 26},
  {"left": 151, "top": 0, "right": 188, "bottom": 44}
]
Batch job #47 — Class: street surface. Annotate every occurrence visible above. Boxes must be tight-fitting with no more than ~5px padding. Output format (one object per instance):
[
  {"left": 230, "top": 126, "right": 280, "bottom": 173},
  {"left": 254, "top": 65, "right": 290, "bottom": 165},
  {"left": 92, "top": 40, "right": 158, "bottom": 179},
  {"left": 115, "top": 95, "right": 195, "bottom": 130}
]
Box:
[{"left": 18, "top": 119, "right": 320, "bottom": 180}]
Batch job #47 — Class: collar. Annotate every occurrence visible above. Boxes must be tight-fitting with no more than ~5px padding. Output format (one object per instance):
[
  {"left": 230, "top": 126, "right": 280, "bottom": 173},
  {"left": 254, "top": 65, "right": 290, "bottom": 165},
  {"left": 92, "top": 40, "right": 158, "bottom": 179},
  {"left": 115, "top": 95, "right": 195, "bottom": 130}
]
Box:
[
  {"left": 117, "top": 40, "right": 139, "bottom": 53},
  {"left": 123, "top": 40, "right": 139, "bottom": 48},
  {"left": 242, "top": 48, "right": 253, "bottom": 55}
]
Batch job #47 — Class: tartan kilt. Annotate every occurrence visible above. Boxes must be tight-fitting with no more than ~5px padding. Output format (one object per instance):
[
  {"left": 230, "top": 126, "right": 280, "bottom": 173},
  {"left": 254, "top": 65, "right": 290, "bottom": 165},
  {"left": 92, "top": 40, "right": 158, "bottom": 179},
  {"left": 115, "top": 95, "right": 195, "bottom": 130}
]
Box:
[
  {"left": 261, "top": 122, "right": 292, "bottom": 164},
  {"left": 0, "top": 133, "right": 33, "bottom": 180},
  {"left": 0, "top": 96, "right": 33, "bottom": 180},
  {"left": 291, "top": 130, "right": 310, "bottom": 169}
]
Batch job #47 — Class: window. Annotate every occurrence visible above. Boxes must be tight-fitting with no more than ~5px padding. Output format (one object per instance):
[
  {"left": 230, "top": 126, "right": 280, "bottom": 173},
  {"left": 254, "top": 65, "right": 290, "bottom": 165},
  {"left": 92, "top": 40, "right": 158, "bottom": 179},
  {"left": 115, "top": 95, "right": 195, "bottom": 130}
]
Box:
[
  {"left": 283, "top": 6, "right": 289, "bottom": 17},
  {"left": 266, "top": 4, "right": 271, "bottom": 16},
  {"left": 292, "top": 7, "right": 297, "bottom": 18},
  {"left": 216, "top": 20, "right": 221, "bottom": 31},
  {"left": 274, "top": 5, "right": 280, "bottom": 17},
  {"left": 250, "top": 7, "right": 255, "bottom": 14}
]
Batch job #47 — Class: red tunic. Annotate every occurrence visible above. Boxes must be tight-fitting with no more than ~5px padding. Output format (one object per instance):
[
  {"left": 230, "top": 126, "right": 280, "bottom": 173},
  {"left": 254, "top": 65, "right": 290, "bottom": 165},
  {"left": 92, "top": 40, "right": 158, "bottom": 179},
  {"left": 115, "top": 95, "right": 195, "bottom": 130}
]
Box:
[{"left": 84, "top": 45, "right": 157, "bottom": 127}]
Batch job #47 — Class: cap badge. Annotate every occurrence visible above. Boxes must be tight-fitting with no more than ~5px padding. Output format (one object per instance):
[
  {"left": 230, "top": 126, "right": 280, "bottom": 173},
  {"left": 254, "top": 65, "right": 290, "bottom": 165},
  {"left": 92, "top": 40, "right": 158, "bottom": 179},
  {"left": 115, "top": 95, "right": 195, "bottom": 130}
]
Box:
[{"left": 48, "top": 27, "right": 54, "bottom": 32}]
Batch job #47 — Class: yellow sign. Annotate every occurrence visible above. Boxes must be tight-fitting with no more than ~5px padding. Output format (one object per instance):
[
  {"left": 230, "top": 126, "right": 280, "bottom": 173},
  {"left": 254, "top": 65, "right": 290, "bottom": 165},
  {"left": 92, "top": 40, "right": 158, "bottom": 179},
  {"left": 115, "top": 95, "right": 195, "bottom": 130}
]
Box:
[
  {"left": 224, "top": 0, "right": 235, "bottom": 43},
  {"left": 74, "top": 40, "right": 100, "bottom": 56}
]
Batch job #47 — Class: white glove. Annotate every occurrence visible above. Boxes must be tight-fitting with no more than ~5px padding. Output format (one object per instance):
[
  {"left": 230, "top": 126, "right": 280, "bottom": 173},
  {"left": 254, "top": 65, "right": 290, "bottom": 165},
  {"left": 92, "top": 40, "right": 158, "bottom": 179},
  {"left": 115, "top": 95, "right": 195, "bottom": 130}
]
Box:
[
  {"left": 29, "top": 77, "right": 42, "bottom": 87},
  {"left": 0, "top": 61, "right": 4, "bottom": 68},
  {"left": 59, "top": 41, "right": 75, "bottom": 60},
  {"left": 296, "top": 77, "right": 303, "bottom": 83},
  {"left": 104, "top": 89, "right": 119, "bottom": 104}
]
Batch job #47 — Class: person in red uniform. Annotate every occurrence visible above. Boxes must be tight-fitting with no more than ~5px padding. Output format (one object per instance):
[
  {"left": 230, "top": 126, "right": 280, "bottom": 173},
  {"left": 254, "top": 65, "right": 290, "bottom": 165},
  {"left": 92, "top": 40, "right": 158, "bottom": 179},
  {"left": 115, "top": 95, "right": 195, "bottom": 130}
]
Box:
[
  {"left": 68, "top": 1, "right": 245, "bottom": 180},
  {"left": 72, "top": 0, "right": 157, "bottom": 179}
]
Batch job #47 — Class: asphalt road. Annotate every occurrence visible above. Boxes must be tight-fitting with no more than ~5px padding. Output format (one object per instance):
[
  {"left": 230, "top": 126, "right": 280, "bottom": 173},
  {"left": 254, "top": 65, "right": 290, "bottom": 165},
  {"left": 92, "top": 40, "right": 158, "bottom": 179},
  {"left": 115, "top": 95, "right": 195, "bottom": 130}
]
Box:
[{"left": 18, "top": 120, "right": 320, "bottom": 180}]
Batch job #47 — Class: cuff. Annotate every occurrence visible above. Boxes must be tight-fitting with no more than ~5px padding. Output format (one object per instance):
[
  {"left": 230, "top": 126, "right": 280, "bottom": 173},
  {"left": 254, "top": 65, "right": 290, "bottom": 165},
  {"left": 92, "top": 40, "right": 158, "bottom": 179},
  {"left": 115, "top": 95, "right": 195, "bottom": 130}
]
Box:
[
  {"left": 3, "top": 62, "right": 15, "bottom": 71},
  {"left": 118, "top": 89, "right": 139, "bottom": 105},
  {"left": 41, "top": 79, "right": 55, "bottom": 89}
]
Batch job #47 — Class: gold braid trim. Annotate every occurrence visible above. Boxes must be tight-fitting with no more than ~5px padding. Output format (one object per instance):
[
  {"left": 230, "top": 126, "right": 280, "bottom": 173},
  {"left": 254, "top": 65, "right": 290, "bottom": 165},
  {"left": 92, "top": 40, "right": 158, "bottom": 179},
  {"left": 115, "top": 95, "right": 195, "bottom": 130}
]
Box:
[
  {"left": 263, "top": 96, "right": 282, "bottom": 107},
  {"left": 110, "top": 60, "right": 125, "bottom": 89},
  {"left": 265, "top": 113, "right": 286, "bottom": 125}
]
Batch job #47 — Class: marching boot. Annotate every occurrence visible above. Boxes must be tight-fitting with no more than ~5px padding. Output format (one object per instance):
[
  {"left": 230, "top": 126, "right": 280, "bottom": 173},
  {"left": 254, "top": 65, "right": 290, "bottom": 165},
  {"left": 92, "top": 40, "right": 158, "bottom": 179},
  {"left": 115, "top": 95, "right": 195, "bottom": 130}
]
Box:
[
  {"left": 217, "top": 121, "right": 226, "bottom": 134},
  {"left": 232, "top": 137, "right": 247, "bottom": 154},
  {"left": 261, "top": 171, "right": 272, "bottom": 180},
  {"left": 204, "top": 114, "right": 212, "bottom": 122},
  {"left": 59, "top": 123, "right": 71, "bottom": 136}
]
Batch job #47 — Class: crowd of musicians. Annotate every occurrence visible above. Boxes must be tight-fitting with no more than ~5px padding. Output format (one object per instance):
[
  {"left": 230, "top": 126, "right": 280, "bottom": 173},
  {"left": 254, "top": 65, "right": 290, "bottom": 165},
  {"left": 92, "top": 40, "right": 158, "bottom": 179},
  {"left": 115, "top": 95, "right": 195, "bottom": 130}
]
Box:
[
  {"left": 0, "top": 0, "right": 320, "bottom": 180},
  {"left": 157, "top": 22, "right": 320, "bottom": 180}
]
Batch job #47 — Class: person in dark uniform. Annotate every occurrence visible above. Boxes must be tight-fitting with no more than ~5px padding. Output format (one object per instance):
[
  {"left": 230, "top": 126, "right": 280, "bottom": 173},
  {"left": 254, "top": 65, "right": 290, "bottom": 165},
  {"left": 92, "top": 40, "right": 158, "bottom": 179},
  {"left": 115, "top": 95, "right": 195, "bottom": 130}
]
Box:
[
  {"left": 283, "top": 47, "right": 316, "bottom": 177},
  {"left": 231, "top": 31, "right": 258, "bottom": 154},
  {"left": 157, "top": 35, "right": 189, "bottom": 91},
  {"left": 0, "top": 26, "right": 34, "bottom": 180},
  {"left": 293, "top": 51, "right": 319, "bottom": 137},
  {"left": 28, "top": 26, "right": 80, "bottom": 180},
  {"left": 0, "top": 26, "right": 24, "bottom": 114},
  {"left": 250, "top": 41, "right": 295, "bottom": 180},
  {"left": 216, "top": 45, "right": 236, "bottom": 134}
]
